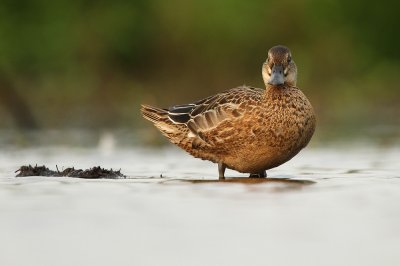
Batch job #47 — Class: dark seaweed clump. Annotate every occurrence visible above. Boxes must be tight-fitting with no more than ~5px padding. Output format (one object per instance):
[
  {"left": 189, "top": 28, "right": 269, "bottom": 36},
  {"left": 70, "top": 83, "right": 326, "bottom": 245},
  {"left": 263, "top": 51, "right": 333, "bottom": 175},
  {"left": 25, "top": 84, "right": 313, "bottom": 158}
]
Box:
[{"left": 15, "top": 165, "right": 126, "bottom": 179}]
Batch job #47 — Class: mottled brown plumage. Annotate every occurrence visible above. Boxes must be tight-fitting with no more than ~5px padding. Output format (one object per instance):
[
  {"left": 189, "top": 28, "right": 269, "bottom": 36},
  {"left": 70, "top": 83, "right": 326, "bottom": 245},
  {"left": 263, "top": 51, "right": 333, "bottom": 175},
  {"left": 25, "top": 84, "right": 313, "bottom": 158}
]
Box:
[{"left": 141, "top": 45, "right": 316, "bottom": 179}]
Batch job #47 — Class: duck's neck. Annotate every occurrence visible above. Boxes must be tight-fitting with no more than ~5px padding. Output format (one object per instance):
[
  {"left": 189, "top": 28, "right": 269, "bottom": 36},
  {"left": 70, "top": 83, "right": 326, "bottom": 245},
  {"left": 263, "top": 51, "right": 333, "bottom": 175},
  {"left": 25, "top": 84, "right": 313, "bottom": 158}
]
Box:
[
  {"left": 263, "top": 84, "right": 297, "bottom": 102},
  {"left": 265, "top": 84, "right": 292, "bottom": 93}
]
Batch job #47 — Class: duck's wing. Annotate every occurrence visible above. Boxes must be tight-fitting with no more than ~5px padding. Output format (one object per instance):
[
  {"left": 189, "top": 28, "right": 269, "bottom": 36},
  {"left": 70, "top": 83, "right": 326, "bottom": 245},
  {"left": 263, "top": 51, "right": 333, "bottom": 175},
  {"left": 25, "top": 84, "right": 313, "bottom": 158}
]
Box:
[{"left": 166, "top": 86, "right": 263, "bottom": 142}]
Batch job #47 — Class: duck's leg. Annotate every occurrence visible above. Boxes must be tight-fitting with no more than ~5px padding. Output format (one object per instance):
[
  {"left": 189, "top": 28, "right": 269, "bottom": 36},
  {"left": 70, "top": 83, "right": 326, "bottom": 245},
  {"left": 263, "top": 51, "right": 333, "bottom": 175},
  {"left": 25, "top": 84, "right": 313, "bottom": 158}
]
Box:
[
  {"left": 249, "top": 170, "right": 267, "bottom": 178},
  {"left": 218, "top": 163, "right": 226, "bottom": 180}
]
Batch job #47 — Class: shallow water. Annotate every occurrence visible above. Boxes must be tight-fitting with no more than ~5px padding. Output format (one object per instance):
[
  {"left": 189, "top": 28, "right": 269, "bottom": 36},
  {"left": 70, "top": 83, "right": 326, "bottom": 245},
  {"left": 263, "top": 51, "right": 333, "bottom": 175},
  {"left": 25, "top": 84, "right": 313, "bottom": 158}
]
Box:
[{"left": 0, "top": 144, "right": 400, "bottom": 266}]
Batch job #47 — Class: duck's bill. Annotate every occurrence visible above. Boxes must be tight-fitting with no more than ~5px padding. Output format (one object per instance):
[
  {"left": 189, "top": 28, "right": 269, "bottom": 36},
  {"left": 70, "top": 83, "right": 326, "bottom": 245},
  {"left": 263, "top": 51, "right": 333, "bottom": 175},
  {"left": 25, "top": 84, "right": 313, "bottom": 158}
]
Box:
[{"left": 268, "top": 65, "right": 285, "bottom": 85}]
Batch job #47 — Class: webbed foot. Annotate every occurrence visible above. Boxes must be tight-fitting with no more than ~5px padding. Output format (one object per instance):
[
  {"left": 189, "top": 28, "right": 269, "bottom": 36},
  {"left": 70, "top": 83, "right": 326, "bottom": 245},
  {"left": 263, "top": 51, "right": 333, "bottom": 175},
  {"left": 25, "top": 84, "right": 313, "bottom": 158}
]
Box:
[{"left": 249, "top": 170, "right": 267, "bottom": 178}]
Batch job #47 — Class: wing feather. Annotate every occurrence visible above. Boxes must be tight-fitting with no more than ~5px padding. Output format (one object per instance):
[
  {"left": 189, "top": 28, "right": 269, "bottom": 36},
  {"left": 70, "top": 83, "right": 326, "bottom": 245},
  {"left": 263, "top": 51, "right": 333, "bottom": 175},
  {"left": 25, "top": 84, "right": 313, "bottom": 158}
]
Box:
[{"left": 165, "top": 86, "right": 263, "bottom": 142}]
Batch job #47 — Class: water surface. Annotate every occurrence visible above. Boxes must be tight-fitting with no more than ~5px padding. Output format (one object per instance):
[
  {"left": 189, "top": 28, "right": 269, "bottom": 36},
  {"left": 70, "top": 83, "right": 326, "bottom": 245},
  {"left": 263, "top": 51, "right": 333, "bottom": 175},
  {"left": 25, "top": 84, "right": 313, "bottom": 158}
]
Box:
[{"left": 0, "top": 144, "right": 399, "bottom": 266}]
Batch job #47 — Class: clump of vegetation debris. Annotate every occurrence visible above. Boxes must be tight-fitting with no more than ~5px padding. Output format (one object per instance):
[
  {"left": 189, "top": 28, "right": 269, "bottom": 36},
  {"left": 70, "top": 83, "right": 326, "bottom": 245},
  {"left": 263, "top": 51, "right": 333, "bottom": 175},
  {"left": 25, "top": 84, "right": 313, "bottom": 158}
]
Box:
[{"left": 15, "top": 165, "right": 126, "bottom": 179}]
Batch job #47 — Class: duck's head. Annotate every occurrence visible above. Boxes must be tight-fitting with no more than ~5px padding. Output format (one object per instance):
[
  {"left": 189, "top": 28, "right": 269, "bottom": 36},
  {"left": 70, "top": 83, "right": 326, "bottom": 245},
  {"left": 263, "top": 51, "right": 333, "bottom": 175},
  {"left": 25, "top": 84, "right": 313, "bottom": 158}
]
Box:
[{"left": 262, "top": 45, "right": 297, "bottom": 87}]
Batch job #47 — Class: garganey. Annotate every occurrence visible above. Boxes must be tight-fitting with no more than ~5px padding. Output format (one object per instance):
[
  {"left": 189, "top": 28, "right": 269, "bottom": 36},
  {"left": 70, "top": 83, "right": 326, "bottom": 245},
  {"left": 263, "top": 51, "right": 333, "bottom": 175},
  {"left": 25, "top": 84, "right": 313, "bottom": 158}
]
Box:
[{"left": 141, "top": 45, "right": 316, "bottom": 179}]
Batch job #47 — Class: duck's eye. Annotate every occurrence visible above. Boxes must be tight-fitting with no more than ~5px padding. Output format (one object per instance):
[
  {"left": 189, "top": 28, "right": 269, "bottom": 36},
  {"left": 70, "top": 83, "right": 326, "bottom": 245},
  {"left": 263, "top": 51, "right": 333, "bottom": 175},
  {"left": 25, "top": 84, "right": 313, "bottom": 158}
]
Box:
[{"left": 287, "top": 56, "right": 292, "bottom": 63}]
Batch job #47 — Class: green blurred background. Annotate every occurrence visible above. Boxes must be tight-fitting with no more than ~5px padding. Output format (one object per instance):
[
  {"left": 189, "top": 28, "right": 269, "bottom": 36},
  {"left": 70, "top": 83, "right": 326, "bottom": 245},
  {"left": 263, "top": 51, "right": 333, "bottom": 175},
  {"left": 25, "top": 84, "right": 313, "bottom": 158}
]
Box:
[{"left": 0, "top": 0, "right": 399, "bottom": 144}]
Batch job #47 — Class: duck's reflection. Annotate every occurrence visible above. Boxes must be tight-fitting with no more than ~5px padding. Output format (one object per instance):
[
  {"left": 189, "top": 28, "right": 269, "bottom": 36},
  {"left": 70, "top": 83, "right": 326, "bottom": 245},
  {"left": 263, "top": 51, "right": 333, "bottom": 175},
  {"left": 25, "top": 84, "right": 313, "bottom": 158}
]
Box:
[
  {"left": 160, "top": 177, "right": 316, "bottom": 192},
  {"left": 189, "top": 177, "right": 315, "bottom": 185}
]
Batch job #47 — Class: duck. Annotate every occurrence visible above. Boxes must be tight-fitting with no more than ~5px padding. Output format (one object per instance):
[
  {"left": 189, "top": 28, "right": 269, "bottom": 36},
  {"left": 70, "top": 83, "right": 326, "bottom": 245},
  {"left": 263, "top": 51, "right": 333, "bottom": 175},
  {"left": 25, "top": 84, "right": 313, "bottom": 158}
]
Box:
[{"left": 141, "top": 45, "right": 316, "bottom": 179}]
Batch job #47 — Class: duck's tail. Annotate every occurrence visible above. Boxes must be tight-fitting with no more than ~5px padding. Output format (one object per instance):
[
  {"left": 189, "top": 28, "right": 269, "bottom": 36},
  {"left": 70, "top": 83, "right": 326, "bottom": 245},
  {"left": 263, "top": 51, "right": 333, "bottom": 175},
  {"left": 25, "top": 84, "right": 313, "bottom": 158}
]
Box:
[
  {"left": 141, "top": 104, "right": 168, "bottom": 123},
  {"left": 141, "top": 104, "right": 185, "bottom": 144}
]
